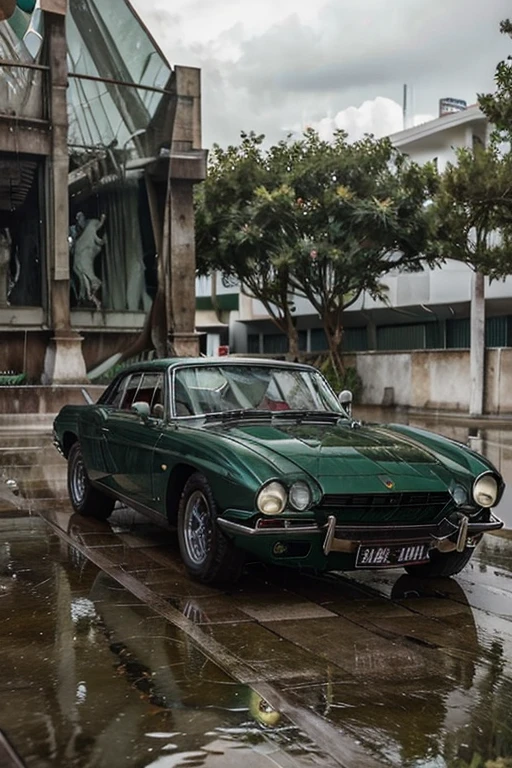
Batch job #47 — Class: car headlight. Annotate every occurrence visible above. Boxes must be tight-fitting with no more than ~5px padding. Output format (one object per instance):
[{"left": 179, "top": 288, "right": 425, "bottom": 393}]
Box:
[
  {"left": 256, "top": 482, "right": 287, "bottom": 515},
  {"left": 289, "top": 481, "right": 311, "bottom": 511},
  {"left": 473, "top": 474, "right": 498, "bottom": 508}
]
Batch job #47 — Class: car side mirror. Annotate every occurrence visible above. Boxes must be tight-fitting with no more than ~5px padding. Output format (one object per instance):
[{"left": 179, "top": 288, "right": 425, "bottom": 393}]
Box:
[
  {"left": 131, "top": 401, "right": 150, "bottom": 420},
  {"left": 338, "top": 389, "right": 353, "bottom": 417}
]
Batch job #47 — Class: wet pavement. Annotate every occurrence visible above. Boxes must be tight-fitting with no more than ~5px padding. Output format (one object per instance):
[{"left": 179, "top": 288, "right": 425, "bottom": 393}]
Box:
[{"left": 1, "top": 414, "right": 512, "bottom": 767}]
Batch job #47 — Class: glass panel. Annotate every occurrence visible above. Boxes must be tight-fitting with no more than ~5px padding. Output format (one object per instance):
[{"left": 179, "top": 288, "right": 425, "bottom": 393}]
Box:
[
  {"left": 344, "top": 327, "right": 368, "bottom": 352},
  {"left": 247, "top": 334, "right": 260, "bottom": 354},
  {"left": 377, "top": 324, "right": 426, "bottom": 351},
  {"left": 66, "top": 0, "right": 171, "bottom": 313},
  {"left": 0, "top": 154, "right": 43, "bottom": 307},
  {"left": 104, "top": 375, "right": 128, "bottom": 408},
  {"left": 262, "top": 334, "right": 288, "bottom": 354},
  {"left": 119, "top": 373, "right": 143, "bottom": 410},
  {"left": 425, "top": 321, "right": 444, "bottom": 350},
  {"left": 486, "top": 316, "right": 507, "bottom": 348},
  {"left": 310, "top": 328, "right": 327, "bottom": 352},
  {"left": 446, "top": 318, "right": 470, "bottom": 349},
  {"left": 134, "top": 373, "right": 164, "bottom": 417},
  {"left": 0, "top": 10, "right": 43, "bottom": 119},
  {"left": 69, "top": 178, "right": 156, "bottom": 311},
  {"left": 174, "top": 365, "right": 342, "bottom": 417},
  {"left": 67, "top": 0, "right": 171, "bottom": 153}
]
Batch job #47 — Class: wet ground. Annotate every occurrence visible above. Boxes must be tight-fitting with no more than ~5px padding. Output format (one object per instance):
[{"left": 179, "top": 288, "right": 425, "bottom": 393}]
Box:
[{"left": 1, "top": 414, "right": 512, "bottom": 768}]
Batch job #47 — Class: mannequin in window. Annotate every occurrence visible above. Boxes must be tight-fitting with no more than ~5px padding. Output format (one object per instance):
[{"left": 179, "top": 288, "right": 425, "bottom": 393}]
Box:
[{"left": 72, "top": 212, "right": 106, "bottom": 310}]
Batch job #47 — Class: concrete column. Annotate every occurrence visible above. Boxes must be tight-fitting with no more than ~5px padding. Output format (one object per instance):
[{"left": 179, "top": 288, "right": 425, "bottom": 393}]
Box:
[
  {"left": 469, "top": 271, "right": 485, "bottom": 416},
  {"left": 164, "top": 66, "right": 203, "bottom": 358},
  {"left": 42, "top": 6, "right": 87, "bottom": 383},
  {"left": 168, "top": 181, "right": 200, "bottom": 356}
]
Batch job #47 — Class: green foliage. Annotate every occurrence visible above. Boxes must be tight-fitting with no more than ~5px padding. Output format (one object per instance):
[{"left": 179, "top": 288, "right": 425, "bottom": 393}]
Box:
[
  {"left": 428, "top": 144, "right": 512, "bottom": 279},
  {"left": 0, "top": 371, "right": 26, "bottom": 385},
  {"left": 478, "top": 19, "right": 512, "bottom": 142},
  {"left": 319, "top": 358, "right": 363, "bottom": 404},
  {"left": 195, "top": 129, "right": 438, "bottom": 375}
]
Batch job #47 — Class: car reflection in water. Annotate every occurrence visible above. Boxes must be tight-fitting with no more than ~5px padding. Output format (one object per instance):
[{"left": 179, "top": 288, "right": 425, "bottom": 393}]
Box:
[
  {"left": 63, "top": 508, "right": 512, "bottom": 767},
  {"left": 283, "top": 574, "right": 483, "bottom": 767},
  {"left": 86, "top": 570, "right": 292, "bottom": 759}
]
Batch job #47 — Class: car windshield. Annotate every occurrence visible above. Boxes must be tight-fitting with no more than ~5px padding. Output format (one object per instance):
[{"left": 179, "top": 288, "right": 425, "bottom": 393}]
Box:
[{"left": 173, "top": 365, "right": 343, "bottom": 417}]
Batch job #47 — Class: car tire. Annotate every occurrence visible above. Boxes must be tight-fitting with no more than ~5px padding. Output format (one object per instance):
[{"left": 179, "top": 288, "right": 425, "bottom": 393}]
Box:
[
  {"left": 68, "top": 442, "right": 115, "bottom": 520},
  {"left": 177, "top": 472, "right": 244, "bottom": 585},
  {"left": 404, "top": 546, "right": 474, "bottom": 578}
]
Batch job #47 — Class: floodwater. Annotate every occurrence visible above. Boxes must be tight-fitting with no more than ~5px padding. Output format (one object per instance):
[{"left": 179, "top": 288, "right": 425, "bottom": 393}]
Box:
[{"left": 0, "top": 414, "right": 512, "bottom": 767}]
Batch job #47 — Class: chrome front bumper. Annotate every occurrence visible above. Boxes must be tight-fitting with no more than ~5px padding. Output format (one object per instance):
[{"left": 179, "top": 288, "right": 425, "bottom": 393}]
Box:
[{"left": 217, "top": 512, "right": 504, "bottom": 556}]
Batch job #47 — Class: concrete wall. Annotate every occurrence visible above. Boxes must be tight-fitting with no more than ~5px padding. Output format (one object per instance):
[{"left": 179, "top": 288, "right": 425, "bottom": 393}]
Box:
[{"left": 355, "top": 348, "right": 512, "bottom": 414}]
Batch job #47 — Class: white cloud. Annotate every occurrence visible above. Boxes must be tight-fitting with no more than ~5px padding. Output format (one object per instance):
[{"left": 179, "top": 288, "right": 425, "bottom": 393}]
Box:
[
  {"left": 297, "top": 98, "right": 436, "bottom": 142},
  {"left": 131, "top": 0, "right": 510, "bottom": 148}
]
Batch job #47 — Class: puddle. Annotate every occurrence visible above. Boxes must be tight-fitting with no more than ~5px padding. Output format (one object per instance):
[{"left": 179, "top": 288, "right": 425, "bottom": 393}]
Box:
[
  {"left": 0, "top": 517, "right": 330, "bottom": 768},
  {"left": 2, "top": 424, "right": 512, "bottom": 766}
]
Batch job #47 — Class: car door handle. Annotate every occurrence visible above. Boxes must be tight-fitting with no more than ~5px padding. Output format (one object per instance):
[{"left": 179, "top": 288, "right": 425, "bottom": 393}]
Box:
[{"left": 101, "top": 427, "right": 110, "bottom": 434}]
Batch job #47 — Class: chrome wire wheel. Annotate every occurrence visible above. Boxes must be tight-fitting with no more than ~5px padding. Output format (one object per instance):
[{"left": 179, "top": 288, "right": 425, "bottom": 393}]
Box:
[
  {"left": 71, "top": 453, "right": 86, "bottom": 504},
  {"left": 183, "top": 490, "right": 212, "bottom": 565}
]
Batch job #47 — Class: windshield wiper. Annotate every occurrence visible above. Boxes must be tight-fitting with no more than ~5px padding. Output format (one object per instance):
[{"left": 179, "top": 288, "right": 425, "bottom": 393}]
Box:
[
  {"left": 272, "top": 410, "right": 346, "bottom": 424},
  {"left": 204, "top": 409, "right": 273, "bottom": 423}
]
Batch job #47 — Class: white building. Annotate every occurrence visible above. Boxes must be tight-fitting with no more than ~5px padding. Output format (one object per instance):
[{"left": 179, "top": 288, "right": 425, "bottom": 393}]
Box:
[{"left": 195, "top": 106, "right": 512, "bottom": 388}]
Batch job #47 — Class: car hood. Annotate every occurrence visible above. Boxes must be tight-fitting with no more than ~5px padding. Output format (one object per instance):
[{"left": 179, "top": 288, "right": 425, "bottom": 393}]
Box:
[{"left": 208, "top": 420, "right": 450, "bottom": 484}]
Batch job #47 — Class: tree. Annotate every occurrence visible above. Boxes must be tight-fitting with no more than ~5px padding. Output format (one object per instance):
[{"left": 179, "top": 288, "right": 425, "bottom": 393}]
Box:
[
  {"left": 196, "top": 130, "right": 438, "bottom": 377},
  {"left": 195, "top": 132, "right": 302, "bottom": 358},
  {"left": 479, "top": 19, "right": 512, "bottom": 141},
  {"left": 428, "top": 145, "right": 512, "bottom": 278},
  {"left": 427, "top": 144, "right": 512, "bottom": 417},
  {"left": 252, "top": 130, "right": 438, "bottom": 376}
]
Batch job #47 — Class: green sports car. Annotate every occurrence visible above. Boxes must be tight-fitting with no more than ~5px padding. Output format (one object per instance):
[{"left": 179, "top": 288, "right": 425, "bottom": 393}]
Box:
[{"left": 53, "top": 357, "right": 505, "bottom": 584}]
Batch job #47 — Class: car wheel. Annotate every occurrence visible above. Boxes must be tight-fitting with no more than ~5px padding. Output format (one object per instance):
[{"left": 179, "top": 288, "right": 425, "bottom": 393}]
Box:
[
  {"left": 404, "top": 546, "right": 474, "bottom": 578},
  {"left": 68, "top": 442, "right": 115, "bottom": 520},
  {"left": 177, "top": 472, "right": 244, "bottom": 585}
]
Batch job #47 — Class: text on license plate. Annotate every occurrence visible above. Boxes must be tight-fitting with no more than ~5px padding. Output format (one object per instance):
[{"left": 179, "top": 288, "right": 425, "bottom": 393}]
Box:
[{"left": 355, "top": 543, "right": 429, "bottom": 568}]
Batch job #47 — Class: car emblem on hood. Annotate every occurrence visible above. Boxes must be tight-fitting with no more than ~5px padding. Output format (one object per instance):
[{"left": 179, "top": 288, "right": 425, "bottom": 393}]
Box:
[{"left": 381, "top": 477, "right": 395, "bottom": 490}]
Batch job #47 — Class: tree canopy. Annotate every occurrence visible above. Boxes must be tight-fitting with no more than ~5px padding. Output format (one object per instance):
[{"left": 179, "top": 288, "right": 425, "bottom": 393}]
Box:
[
  {"left": 196, "top": 129, "right": 438, "bottom": 377},
  {"left": 428, "top": 145, "right": 512, "bottom": 279},
  {"left": 479, "top": 19, "right": 512, "bottom": 142}
]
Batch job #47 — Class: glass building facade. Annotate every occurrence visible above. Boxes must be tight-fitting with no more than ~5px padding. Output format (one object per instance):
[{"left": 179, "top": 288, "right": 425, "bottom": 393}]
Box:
[{"left": 0, "top": 0, "right": 205, "bottom": 381}]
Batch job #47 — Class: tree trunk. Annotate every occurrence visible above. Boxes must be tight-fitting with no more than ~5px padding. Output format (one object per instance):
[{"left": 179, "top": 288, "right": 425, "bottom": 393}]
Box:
[
  {"left": 287, "top": 319, "right": 300, "bottom": 361},
  {"left": 266, "top": 310, "right": 299, "bottom": 360},
  {"left": 323, "top": 312, "right": 344, "bottom": 381}
]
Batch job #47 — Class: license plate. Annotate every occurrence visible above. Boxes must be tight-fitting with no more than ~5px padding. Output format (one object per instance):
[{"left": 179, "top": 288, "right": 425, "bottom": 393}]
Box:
[{"left": 355, "top": 542, "right": 429, "bottom": 568}]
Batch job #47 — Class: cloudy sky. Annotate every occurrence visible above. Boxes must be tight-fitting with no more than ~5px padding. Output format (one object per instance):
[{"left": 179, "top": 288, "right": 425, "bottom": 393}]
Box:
[{"left": 131, "top": 0, "right": 511, "bottom": 148}]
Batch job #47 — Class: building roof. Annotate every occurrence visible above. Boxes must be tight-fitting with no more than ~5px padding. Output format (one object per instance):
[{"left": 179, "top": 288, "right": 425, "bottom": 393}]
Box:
[{"left": 389, "top": 104, "right": 487, "bottom": 148}]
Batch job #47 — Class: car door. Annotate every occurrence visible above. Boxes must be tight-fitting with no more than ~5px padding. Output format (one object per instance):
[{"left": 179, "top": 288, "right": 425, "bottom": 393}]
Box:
[
  {"left": 78, "top": 372, "right": 131, "bottom": 487},
  {"left": 103, "top": 371, "right": 166, "bottom": 508}
]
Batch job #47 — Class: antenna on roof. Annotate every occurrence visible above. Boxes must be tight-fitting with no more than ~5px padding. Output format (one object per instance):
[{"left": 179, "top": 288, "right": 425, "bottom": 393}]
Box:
[{"left": 403, "top": 84, "right": 408, "bottom": 130}]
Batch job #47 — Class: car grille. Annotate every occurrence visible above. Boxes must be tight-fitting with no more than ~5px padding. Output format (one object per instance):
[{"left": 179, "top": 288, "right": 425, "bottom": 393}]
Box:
[{"left": 317, "top": 491, "right": 452, "bottom": 525}]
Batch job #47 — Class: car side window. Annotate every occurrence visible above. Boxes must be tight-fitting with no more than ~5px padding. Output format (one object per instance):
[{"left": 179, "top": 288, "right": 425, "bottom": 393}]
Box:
[
  {"left": 133, "top": 373, "right": 165, "bottom": 418},
  {"left": 150, "top": 377, "right": 164, "bottom": 418},
  {"left": 120, "top": 374, "right": 143, "bottom": 410},
  {"left": 103, "top": 374, "right": 130, "bottom": 409}
]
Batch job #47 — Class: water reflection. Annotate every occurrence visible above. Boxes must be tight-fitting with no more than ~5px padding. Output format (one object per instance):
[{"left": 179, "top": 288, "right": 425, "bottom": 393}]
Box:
[{"left": 0, "top": 518, "right": 330, "bottom": 768}]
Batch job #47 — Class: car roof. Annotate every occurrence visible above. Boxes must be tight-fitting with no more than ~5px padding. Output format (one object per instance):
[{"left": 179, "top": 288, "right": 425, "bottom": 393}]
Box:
[{"left": 119, "top": 357, "right": 318, "bottom": 374}]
